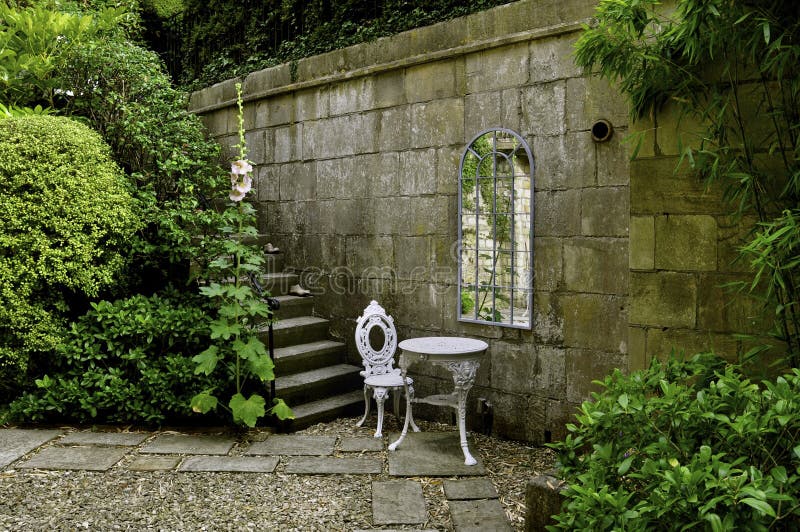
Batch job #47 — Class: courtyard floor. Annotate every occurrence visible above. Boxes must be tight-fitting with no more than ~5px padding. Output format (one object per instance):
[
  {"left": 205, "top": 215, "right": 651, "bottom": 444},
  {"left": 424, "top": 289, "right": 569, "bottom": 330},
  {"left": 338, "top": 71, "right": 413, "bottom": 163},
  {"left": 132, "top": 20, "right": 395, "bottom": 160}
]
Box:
[{"left": 0, "top": 416, "right": 555, "bottom": 531}]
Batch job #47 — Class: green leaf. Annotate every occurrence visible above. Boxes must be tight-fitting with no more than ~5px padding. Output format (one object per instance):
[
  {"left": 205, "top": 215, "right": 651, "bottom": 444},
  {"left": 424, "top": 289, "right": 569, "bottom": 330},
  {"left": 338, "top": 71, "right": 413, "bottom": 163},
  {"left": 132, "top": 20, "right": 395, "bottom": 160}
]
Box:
[
  {"left": 192, "top": 345, "right": 219, "bottom": 375},
  {"left": 617, "top": 393, "right": 629, "bottom": 409},
  {"left": 269, "top": 398, "right": 294, "bottom": 420},
  {"left": 740, "top": 498, "right": 775, "bottom": 517},
  {"left": 248, "top": 353, "right": 275, "bottom": 381},
  {"left": 234, "top": 336, "right": 267, "bottom": 360},
  {"left": 229, "top": 393, "right": 266, "bottom": 427},
  {"left": 617, "top": 455, "right": 634, "bottom": 475},
  {"left": 199, "top": 283, "right": 226, "bottom": 298},
  {"left": 190, "top": 391, "right": 218, "bottom": 413},
  {"left": 210, "top": 320, "right": 240, "bottom": 340}
]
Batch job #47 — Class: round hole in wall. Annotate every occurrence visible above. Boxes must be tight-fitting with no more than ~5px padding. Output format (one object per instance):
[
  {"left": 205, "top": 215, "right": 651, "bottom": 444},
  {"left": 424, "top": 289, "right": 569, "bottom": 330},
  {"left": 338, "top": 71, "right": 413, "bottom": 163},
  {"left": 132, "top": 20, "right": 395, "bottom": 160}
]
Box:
[{"left": 591, "top": 119, "right": 613, "bottom": 142}]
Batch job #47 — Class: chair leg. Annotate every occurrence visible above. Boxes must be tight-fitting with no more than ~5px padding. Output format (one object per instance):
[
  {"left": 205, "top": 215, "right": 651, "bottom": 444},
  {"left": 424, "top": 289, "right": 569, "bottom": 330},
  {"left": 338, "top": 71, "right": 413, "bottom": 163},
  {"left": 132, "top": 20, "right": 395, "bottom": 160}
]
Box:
[
  {"left": 373, "top": 387, "right": 389, "bottom": 438},
  {"left": 355, "top": 383, "right": 370, "bottom": 427}
]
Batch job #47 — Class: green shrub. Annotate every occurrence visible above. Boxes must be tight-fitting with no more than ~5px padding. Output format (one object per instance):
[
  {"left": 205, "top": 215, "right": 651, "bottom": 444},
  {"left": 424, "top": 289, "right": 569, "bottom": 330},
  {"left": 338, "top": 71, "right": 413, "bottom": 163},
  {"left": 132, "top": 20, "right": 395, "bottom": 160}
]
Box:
[
  {"left": 550, "top": 354, "right": 800, "bottom": 530},
  {"left": 58, "top": 39, "right": 225, "bottom": 291},
  {"left": 0, "top": 115, "right": 141, "bottom": 396},
  {"left": 6, "top": 292, "right": 215, "bottom": 424}
]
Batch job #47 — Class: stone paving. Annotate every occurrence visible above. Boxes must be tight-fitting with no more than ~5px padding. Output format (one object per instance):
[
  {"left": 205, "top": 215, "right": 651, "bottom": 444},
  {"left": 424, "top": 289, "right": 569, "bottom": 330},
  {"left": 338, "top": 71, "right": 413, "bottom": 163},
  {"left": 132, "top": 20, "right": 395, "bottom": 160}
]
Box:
[{"left": 0, "top": 427, "right": 512, "bottom": 530}]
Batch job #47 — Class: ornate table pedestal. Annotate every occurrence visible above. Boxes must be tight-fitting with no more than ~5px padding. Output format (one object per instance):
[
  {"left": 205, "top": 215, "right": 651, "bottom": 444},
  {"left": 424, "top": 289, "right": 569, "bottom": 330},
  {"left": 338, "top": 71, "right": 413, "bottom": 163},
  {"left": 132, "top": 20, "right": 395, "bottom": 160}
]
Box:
[{"left": 388, "top": 337, "right": 488, "bottom": 466}]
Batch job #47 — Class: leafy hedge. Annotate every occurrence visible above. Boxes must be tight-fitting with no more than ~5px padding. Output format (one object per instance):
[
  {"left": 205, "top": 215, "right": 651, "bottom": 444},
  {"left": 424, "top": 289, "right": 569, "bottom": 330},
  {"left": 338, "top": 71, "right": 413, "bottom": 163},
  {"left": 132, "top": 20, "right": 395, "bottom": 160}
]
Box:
[
  {"left": 550, "top": 354, "right": 800, "bottom": 530},
  {"left": 159, "top": 0, "right": 518, "bottom": 87},
  {"left": 0, "top": 115, "right": 140, "bottom": 396}
]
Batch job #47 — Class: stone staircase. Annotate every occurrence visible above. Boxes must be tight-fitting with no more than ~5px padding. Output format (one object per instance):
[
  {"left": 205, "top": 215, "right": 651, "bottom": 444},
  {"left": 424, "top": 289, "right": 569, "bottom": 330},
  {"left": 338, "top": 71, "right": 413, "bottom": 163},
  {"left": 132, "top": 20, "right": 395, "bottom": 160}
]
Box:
[{"left": 256, "top": 249, "right": 364, "bottom": 430}]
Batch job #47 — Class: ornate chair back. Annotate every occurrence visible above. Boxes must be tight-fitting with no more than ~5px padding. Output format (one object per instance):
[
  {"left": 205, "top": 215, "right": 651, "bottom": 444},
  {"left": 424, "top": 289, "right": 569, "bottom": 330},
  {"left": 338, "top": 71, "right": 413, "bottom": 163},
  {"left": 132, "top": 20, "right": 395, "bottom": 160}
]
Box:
[{"left": 355, "top": 300, "right": 398, "bottom": 378}]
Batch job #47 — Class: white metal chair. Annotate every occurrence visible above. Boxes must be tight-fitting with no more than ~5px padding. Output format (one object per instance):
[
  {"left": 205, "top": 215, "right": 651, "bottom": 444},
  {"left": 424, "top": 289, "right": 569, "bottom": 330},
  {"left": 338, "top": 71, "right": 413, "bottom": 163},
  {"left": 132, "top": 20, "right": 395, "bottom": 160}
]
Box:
[{"left": 355, "top": 300, "right": 419, "bottom": 438}]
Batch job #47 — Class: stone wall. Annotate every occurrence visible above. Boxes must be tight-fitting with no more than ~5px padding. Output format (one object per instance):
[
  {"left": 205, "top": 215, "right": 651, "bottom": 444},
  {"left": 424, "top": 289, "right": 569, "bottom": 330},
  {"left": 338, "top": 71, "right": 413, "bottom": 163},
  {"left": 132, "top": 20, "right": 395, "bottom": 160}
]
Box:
[
  {"left": 189, "top": 0, "right": 632, "bottom": 443},
  {"left": 628, "top": 104, "right": 771, "bottom": 371}
]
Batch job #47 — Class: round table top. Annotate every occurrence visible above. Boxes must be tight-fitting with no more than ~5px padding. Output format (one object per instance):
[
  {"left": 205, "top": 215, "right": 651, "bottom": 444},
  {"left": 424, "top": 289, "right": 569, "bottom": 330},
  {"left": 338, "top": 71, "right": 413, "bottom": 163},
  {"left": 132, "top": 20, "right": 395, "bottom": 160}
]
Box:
[{"left": 398, "top": 336, "right": 488, "bottom": 357}]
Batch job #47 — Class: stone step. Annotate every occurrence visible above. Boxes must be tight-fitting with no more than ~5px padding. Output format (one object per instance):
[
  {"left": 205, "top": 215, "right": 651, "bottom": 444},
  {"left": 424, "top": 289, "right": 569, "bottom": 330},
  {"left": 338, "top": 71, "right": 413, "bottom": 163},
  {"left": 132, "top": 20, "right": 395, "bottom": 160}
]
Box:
[
  {"left": 271, "top": 294, "right": 314, "bottom": 320},
  {"left": 284, "top": 390, "right": 365, "bottom": 431},
  {"left": 274, "top": 340, "right": 346, "bottom": 375},
  {"left": 258, "top": 272, "right": 299, "bottom": 296},
  {"left": 275, "top": 363, "right": 362, "bottom": 405},
  {"left": 265, "top": 316, "right": 330, "bottom": 348}
]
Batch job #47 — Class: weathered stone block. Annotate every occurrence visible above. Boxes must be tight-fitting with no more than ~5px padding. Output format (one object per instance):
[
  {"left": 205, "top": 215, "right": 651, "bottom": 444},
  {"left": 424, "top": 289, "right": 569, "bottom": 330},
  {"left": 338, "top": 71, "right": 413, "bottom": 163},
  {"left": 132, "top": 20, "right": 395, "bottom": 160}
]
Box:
[
  {"left": 628, "top": 326, "right": 647, "bottom": 371},
  {"left": 410, "top": 99, "right": 465, "bottom": 148},
  {"left": 436, "top": 146, "right": 461, "bottom": 195},
  {"left": 399, "top": 149, "right": 438, "bottom": 196},
  {"left": 597, "top": 128, "right": 632, "bottom": 186},
  {"left": 532, "top": 345, "right": 566, "bottom": 400},
  {"left": 529, "top": 34, "right": 581, "bottom": 83},
  {"left": 630, "top": 271, "right": 696, "bottom": 328},
  {"left": 521, "top": 81, "right": 567, "bottom": 136},
  {"left": 374, "top": 70, "right": 406, "bottom": 108},
  {"left": 565, "top": 76, "right": 628, "bottom": 132},
  {"left": 465, "top": 91, "right": 502, "bottom": 133},
  {"left": 566, "top": 348, "right": 627, "bottom": 403},
  {"left": 273, "top": 123, "right": 303, "bottom": 163},
  {"left": 500, "top": 88, "right": 522, "bottom": 132},
  {"left": 533, "top": 237, "right": 562, "bottom": 292},
  {"left": 533, "top": 292, "right": 564, "bottom": 344},
  {"left": 199, "top": 109, "right": 232, "bottom": 137},
  {"left": 278, "top": 161, "right": 316, "bottom": 201},
  {"left": 189, "top": 77, "right": 241, "bottom": 112},
  {"left": 330, "top": 77, "right": 375, "bottom": 116},
  {"left": 370, "top": 196, "right": 447, "bottom": 236},
  {"left": 372, "top": 480, "right": 427, "bottom": 525},
  {"left": 303, "top": 113, "right": 379, "bottom": 159},
  {"left": 466, "top": 42, "right": 529, "bottom": 93},
  {"left": 531, "top": 133, "right": 594, "bottom": 190},
  {"left": 581, "top": 187, "right": 629, "bottom": 237},
  {"left": 630, "top": 216, "right": 655, "bottom": 270},
  {"left": 393, "top": 236, "right": 430, "bottom": 280},
  {"left": 295, "top": 86, "right": 330, "bottom": 122},
  {"left": 561, "top": 293, "right": 627, "bottom": 352},
  {"left": 646, "top": 327, "right": 740, "bottom": 361},
  {"left": 243, "top": 65, "right": 290, "bottom": 96},
  {"left": 525, "top": 475, "right": 566, "bottom": 532},
  {"left": 244, "top": 129, "right": 266, "bottom": 165},
  {"left": 378, "top": 106, "right": 411, "bottom": 152},
  {"left": 367, "top": 152, "right": 402, "bottom": 197},
  {"left": 534, "top": 189, "right": 581, "bottom": 237},
  {"left": 653, "top": 100, "right": 708, "bottom": 157},
  {"left": 654, "top": 215, "right": 717, "bottom": 271},
  {"left": 697, "top": 273, "right": 767, "bottom": 334},
  {"left": 255, "top": 93, "right": 294, "bottom": 128},
  {"left": 406, "top": 60, "right": 458, "bottom": 103},
  {"left": 563, "top": 237, "right": 628, "bottom": 295},
  {"left": 489, "top": 341, "right": 535, "bottom": 394},
  {"left": 346, "top": 235, "right": 394, "bottom": 276},
  {"left": 630, "top": 157, "right": 725, "bottom": 215}
]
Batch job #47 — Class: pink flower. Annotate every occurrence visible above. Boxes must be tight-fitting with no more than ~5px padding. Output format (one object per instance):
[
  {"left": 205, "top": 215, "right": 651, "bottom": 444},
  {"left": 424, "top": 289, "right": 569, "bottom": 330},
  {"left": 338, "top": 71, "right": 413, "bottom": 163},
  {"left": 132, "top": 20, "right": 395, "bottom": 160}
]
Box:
[
  {"left": 229, "top": 188, "right": 246, "bottom": 202},
  {"left": 233, "top": 174, "right": 252, "bottom": 194},
  {"left": 231, "top": 159, "right": 252, "bottom": 175}
]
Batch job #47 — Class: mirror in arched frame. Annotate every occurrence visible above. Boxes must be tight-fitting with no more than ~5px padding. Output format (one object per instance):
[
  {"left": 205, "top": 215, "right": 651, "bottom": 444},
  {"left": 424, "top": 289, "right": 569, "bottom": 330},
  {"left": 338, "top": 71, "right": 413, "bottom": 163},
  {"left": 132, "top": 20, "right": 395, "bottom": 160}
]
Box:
[{"left": 458, "top": 128, "right": 534, "bottom": 329}]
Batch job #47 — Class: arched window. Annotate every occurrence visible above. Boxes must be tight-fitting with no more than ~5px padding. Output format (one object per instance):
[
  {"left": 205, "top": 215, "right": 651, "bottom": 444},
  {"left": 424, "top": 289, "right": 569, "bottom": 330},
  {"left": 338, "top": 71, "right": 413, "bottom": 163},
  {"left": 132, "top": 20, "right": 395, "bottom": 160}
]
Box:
[{"left": 458, "top": 128, "right": 534, "bottom": 328}]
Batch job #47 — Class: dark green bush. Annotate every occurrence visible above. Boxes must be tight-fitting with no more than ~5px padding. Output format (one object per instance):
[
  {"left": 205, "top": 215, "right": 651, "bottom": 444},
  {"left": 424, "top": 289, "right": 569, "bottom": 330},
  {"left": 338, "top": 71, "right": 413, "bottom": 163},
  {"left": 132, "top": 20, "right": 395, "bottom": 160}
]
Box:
[
  {"left": 7, "top": 292, "right": 215, "bottom": 424},
  {"left": 550, "top": 354, "right": 800, "bottom": 530},
  {"left": 0, "top": 115, "right": 141, "bottom": 396}
]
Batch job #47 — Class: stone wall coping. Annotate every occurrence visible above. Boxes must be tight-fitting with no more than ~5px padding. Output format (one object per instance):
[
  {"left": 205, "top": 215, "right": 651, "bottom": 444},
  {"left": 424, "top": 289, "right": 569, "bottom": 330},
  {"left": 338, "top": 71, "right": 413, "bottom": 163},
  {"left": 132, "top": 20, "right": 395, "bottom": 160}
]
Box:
[{"left": 189, "top": 8, "right": 590, "bottom": 115}]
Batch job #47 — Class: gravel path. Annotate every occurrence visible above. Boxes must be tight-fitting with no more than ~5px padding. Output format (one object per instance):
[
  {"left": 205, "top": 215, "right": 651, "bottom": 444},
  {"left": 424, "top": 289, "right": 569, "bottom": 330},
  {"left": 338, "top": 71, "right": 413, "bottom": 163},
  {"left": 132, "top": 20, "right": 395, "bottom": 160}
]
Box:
[{"left": 0, "top": 417, "right": 556, "bottom": 531}]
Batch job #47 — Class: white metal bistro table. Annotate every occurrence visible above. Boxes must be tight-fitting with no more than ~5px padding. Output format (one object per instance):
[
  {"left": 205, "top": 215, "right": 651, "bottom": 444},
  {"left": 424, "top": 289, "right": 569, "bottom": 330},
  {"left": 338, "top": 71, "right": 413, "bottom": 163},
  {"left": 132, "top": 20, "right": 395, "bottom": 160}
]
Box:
[{"left": 388, "top": 336, "right": 488, "bottom": 465}]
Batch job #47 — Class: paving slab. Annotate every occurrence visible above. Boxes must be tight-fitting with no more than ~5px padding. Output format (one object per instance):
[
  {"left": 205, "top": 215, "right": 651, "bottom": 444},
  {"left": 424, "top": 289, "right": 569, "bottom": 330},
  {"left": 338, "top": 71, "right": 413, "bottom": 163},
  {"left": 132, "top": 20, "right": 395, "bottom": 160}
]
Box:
[
  {"left": 387, "top": 432, "right": 485, "bottom": 476},
  {"left": 245, "top": 435, "right": 335, "bottom": 456},
  {"left": 448, "top": 499, "right": 512, "bottom": 532},
  {"left": 58, "top": 431, "right": 150, "bottom": 447},
  {"left": 138, "top": 434, "right": 235, "bottom": 455},
  {"left": 0, "top": 428, "right": 62, "bottom": 468},
  {"left": 372, "top": 480, "right": 427, "bottom": 525},
  {"left": 284, "top": 456, "right": 383, "bottom": 474},
  {"left": 127, "top": 455, "right": 181, "bottom": 471},
  {"left": 18, "top": 446, "right": 128, "bottom": 471},
  {"left": 179, "top": 455, "right": 279, "bottom": 473},
  {"left": 444, "top": 478, "right": 499, "bottom": 500},
  {"left": 340, "top": 436, "right": 384, "bottom": 453}
]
